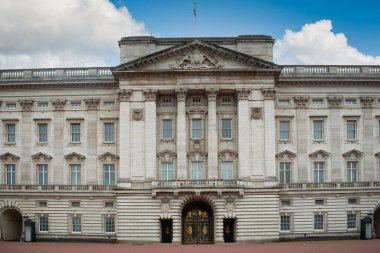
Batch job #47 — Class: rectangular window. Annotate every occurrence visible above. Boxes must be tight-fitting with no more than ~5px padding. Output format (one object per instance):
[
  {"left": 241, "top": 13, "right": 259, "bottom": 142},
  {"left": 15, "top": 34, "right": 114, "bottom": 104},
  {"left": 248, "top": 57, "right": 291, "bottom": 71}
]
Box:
[
  {"left": 345, "top": 98, "right": 357, "bottom": 105},
  {"left": 279, "top": 121, "right": 290, "bottom": 140},
  {"left": 38, "top": 164, "right": 48, "bottom": 185},
  {"left": 103, "top": 164, "right": 115, "bottom": 185},
  {"left": 220, "top": 162, "right": 234, "bottom": 180},
  {"left": 37, "top": 102, "right": 49, "bottom": 108},
  {"left": 70, "top": 123, "right": 81, "bottom": 142},
  {"left": 162, "top": 119, "right": 173, "bottom": 139},
  {"left": 281, "top": 200, "right": 291, "bottom": 207},
  {"left": 348, "top": 198, "right": 358, "bottom": 205},
  {"left": 279, "top": 162, "right": 291, "bottom": 183},
  {"left": 6, "top": 124, "right": 16, "bottom": 143},
  {"left": 347, "top": 213, "right": 357, "bottom": 229},
  {"left": 313, "top": 120, "right": 324, "bottom": 140},
  {"left": 314, "top": 214, "right": 324, "bottom": 230},
  {"left": 191, "top": 162, "right": 205, "bottom": 180},
  {"left": 161, "top": 162, "right": 174, "bottom": 180},
  {"left": 38, "top": 123, "right": 48, "bottom": 143},
  {"left": 221, "top": 119, "right": 232, "bottom": 139},
  {"left": 277, "top": 99, "right": 290, "bottom": 106},
  {"left": 103, "top": 101, "right": 115, "bottom": 107},
  {"left": 312, "top": 99, "right": 324, "bottom": 105},
  {"left": 313, "top": 162, "right": 324, "bottom": 183},
  {"left": 39, "top": 215, "right": 49, "bottom": 232},
  {"left": 38, "top": 201, "right": 48, "bottom": 208},
  {"left": 104, "top": 123, "right": 115, "bottom": 142},
  {"left": 71, "top": 101, "right": 81, "bottom": 108},
  {"left": 280, "top": 215, "right": 291, "bottom": 231},
  {"left": 347, "top": 161, "right": 358, "bottom": 182},
  {"left": 105, "top": 202, "right": 114, "bottom": 208},
  {"left": 72, "top": 216, "right": 81, "bottom": 232},
  {"left": 315, "top": 199, "right": 325, "bottom": 205},
  {"left": 6, "top": 103, "right": 17, "bottom": 109},
  {"left": 105, "top": 216, "right": 115, "bottom": 233},
  {"left": 70, "top": 164, "right": 81, "bottom": 185},
  {"left": 6, "top": 164, "right": 16, "bottom": 185},
  {"left": 347, "top": 120, "right": 357, "bottom": 140},
  {"left": 191, "top": 119, "right": 203, "bottom": 139},
  {"left": 71, "top": 201, "right": 80, "bottom": 208}
]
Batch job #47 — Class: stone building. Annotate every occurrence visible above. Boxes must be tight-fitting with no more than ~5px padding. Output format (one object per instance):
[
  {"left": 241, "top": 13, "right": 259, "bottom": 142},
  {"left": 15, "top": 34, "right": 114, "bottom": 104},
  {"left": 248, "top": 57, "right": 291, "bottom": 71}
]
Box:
[{"left": 0, "top": 35, "right": 380, "bottom": 243}]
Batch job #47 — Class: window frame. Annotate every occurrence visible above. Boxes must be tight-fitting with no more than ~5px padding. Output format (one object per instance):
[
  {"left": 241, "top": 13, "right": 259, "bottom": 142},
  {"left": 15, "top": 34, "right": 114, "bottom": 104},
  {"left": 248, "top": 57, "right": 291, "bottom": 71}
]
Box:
[
  {"left": 37, "top": 123, "right": 48, "bottom": 143},
  {"left": 103, "top": 122, "right": 115, "bottom": 143},
  {"left": 278, "top": 120, "right": 291, "bottom": 141},
  {"left": 39, "top": 214, "right": 49, "bottom": 233},
  {"left": 313, "top": 213, "right": 325, "bottom": 231},
  {"left": 70, "top": 123, "right": 81, "bottom": 143},
  {"left": 280, "top": 214, "right": 291, "bottom": 232},
  {"left": 38, "top": 164, "right": 48, "bottom": 185},
  {"left": 103, "top": 164, "right": 116, "bottom": 185},
  {"left": 346, "top": 161, "right": 358, "bottom": 182},
  {"left": 279, "top": 162, "right": 291, "bottom": 184},
  {"left": 162, "top": 119, "right": 173, "bottom": 140},
  {"left": 191, "top": 161, "right": 205, "bottom": 180},
  {"left": 5, "top": 123, "right": 16, "bottom": 143},
  {"left": 220, "top": 161, "right": 234, "bottom": 180},
  {"left": 347, "top": 212, "right": 357, "bottom": 230},
  {"left": 312, "top": 120, "right": 324, "bottom": 141},
  {"left": 220, "top": 118, "right": 233, "bottom": 140},
  {"left": 71, "top": 215, "right": 82, "bottom": 233},
  {"left": 191, "top": 118, "right": 203, "bottom": 140},
  {"left": 161, "top": 162, "right": 174, "bottom": 181},
  {"left": 5, "top": 164, "right": 16, "bottom": 185},
  {"left": 105, "top": 215, "right": 116, "bottom": 233},
  {"left": 313, "top": 161, "right": 325, "bottom": 183},
  {"left": 70, "top": 164, "right": 81, "bottom": 185},
  {"left": 346, "top": 120, "right": 357, "bottom": 141}
]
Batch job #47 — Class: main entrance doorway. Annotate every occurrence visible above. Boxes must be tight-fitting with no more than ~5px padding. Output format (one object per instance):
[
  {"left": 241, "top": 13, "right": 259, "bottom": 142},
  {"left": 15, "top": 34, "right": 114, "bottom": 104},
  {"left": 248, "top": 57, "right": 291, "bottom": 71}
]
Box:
[
  {"left": 182, "top": 201, "right": 214, "bottom": 244},
  {"left": 223, "top": 219, "right": 235, "bottom": 243},
  {"left": 0, "top": 208, "right": 23, "bottom": 241}
]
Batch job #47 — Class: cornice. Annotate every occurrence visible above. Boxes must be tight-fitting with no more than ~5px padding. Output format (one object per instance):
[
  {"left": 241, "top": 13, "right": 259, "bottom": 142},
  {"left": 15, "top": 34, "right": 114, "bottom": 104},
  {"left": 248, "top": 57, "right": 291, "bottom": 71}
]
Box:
[{"left": 0, "top": 80, "right": 117, "bottom": 90}]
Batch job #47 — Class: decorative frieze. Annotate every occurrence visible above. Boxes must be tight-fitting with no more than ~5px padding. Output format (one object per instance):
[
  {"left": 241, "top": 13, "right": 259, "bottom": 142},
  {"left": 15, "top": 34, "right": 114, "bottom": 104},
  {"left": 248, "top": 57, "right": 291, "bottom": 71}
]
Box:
[
  {"left": 19, "top": 100, "right": 34, "bottom": 111},
  {"left": 143, "top": 89, "right": 158, "bottom": 101},
  {"left": 360, "top": 97, "right": 375, "bottom": 108},
  {"left": 84, "top": 99, "right": 100, "bottom": 110},
  {"left": 51, "top": 99, "right": 66, "bottom": 110},
  {"left": 261, "top": 88, "right": 275, "bottom": 99},
  {"left": 170, "top": 49, "right": 223, "bottom": 70},
  {"left": 251, "top": 107, "right": 262, "bottom": 120},
  {"left": 118, "top": 89, "right": 132, "bottom": 102},
  {"left": 327, "top": 96, "right": 343, "bottom": 108},
  {"left": 175, "top": 88, "right": 188, "bottom": 102},
  {"left": 236, "top": 88, "right": 251, "bottom": 100},
  {"left": 294, "top": 96, "right": 309, "bottom": 108},
  {"left": 132, "top": 109, "right": 144, "bottom": 121}
]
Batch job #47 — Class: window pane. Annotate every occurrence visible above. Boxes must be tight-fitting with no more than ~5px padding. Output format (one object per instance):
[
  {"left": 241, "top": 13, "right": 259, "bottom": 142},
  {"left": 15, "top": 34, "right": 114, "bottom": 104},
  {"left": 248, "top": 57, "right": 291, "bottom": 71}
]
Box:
[
  {"left": 162, "top": 119, "right": 173, "bottom": 139},
  {"left": 161, "top": 162, "right": 174, "bottom": 180},
  {"left": 280, "top": 215, "right": 290, "bottom": 231},
  {"left": 221, "top": 162, "right": 233, "bottom": 180},
  {"left": 192, "top": 119, "right": 202, "bottom": 139},
  {"left": 313, "top": 121, "right": 323, "bottom": 140},
  {"left": 104, "top": 123, "right": 114, "bottom": 142},
  {"left": 105, "top": 217, "right": 115, "bottom": 233},
  {"left": 38, "top": 123, "right": 48, "bottom": 142},
  {"left": 347, "top": 161, "right": 357, "bottom": 182},
  {"left": 104, "top": 164, "right": 115, "bottom": 185},
  {"left": 347, "top": 121, "right": 357, "bottom": 140},
  {"left": 279, "top": 121, "right": 290, "bottom": 140},
  {"left": 39, "top": 216, "right": 49, "bottom": 232},
  {"left": 71, "top": 123, "right": 80, "bottom": 142},
  {"left": 6, "top": 124, "right": 16, "bottom": 143},
  {"left": 6, "top": 164, "right": 16, "bottom": 185},
  {"left": 38, "top": 164, "right": 48, "bottom": 185},
  {"left": 347, "top": 214, "right": 357, "bottom": 229},
  {"left": 279, "top": 162, "right": 291, "bottom": 183},
  {"left": 313, "top": 162, "right": 324, "bottom": 183},
  {"left": 314, "top": 214, "right": 324, "bottom": 230},
  {"left": 70, "top": 164, "right": 81, "bottom": 185},
  {"left": 191, "top": 162, "right": 204, "bottom": 180},
  {"left": 72, "top": 217, "right": 81, "bottom": 232},
  {"left": 221, "top": 119, "right": 232, "bottom": 139}
]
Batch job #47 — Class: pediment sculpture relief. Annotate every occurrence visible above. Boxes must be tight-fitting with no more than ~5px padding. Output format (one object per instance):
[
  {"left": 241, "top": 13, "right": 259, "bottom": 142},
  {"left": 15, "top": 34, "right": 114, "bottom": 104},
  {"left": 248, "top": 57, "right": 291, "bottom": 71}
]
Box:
[{"left": 170, "top": 49, "right": 223, "bottom": 70}]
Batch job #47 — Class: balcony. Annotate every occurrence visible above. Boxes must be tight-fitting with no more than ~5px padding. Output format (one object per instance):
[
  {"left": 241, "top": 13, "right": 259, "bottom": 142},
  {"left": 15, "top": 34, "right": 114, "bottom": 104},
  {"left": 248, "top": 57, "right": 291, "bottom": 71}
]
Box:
[
  {"left": 281, "top": 181, "right": 380, "bottom": 190},
  {"left": 152, "top": 179, "right": 245, "bottom": 188},
  {"left": 0, "top": 184, "right": 115, "bottom": 191}
]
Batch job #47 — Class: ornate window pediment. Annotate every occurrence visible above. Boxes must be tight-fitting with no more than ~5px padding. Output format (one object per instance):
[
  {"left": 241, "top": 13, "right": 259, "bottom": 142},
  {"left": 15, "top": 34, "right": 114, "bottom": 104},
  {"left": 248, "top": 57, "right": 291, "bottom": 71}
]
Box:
[
  {"left": 342, "top": 149, "right": 363, "bottom": 159},
  {"left": 309, "top": 150, "right": 330, "bottom": 159},
  {"left": 0, "top": 152, "right": 20, "bottom": 162},
  {"left": 64, "top": 152, "right": 86, "bottom": 162},
  {"left": 218, "top": 149, "right": 237, "bottom": 160},
  {"left": 187, "top": 150, "right": 208, "bottom": 160},
  {"left": 98, "top": 152, "right": 119, "bottom": 162},
  {"left": 31, "top": 152, "right": 52, "bottom": 161},
  {"left": 157, "top": 150, "right": 177, "bottom": 162},
  {"left": 276, "top": 150, "right": 296, "bottom": 160}
]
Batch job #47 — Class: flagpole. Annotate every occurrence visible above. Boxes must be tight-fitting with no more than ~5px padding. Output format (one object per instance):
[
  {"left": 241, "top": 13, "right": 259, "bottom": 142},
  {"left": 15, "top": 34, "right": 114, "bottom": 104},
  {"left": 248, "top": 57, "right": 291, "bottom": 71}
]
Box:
[{"left": 194, "top": 0, "right": 197, "bottom": 36}]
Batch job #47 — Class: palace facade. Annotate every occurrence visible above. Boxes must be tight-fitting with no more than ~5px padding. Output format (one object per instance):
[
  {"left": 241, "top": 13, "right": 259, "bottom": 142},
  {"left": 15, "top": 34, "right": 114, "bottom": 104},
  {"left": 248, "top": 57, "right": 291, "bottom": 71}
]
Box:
[{"left": 1, "top": 35, "right": 380, "bottom": 243}]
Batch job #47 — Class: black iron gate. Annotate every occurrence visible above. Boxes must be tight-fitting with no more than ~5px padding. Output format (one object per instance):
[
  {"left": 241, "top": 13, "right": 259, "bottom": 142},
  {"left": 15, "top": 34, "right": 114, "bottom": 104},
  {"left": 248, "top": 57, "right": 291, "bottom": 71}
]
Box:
[{"left": 183, "top": 209, "right": 213, "bottom": 244}]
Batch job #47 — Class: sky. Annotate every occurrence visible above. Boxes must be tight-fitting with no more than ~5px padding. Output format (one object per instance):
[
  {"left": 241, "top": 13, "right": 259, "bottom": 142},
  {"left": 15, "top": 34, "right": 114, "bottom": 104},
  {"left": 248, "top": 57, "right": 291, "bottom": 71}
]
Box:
[{"left": 0, "top": 0, "right": 379, "bottom": 69}]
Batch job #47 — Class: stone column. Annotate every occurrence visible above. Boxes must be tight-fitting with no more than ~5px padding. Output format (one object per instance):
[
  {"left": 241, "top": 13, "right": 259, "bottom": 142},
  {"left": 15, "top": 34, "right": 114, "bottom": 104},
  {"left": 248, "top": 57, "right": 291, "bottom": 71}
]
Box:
[
  {"left": 143, "top": 90, "right": 157, "bottom": 180},
  {"left": 176, "top": 89, "right": 188, "bottom": 180},
  {"left": 19, "top": 100, "right": 34, "bottom": 184},
  {"left": 52, "top": 99, "right": 66, "bottom": 184},
  {"left": 361, "top": 97, "right": 375, "bottom": 181},
  {"left": 294, "top": 97, "right": 309, "bottom": 182},
  {"left": 236, "top": 88, "right": 251, "bottom": 179},
  {"left": 84, "top": 99, "right": 100, "bottom": 184},
  {"left": 328, "top": 97, "right": 343, "bottom": 182},
  {"left": 262, "top": 89, "right": 277, "bottom": 181},
  {"left": 118, "top": 90, "right": 132, "bottom": 187},
  {"left": 207, "top": 89, "right": 218, "bottom": 179}
]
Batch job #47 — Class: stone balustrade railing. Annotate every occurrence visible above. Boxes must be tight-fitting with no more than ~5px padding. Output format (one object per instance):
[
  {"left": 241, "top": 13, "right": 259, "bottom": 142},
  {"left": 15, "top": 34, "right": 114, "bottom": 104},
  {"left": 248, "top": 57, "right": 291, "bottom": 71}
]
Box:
[
  {"left": 0, "top": 67, "right": 114, "bottom": 80},
  {"left": 152, "top": 180, "right": 245, "bottom": 188},
  {"left": 0, "top": 184, "right": 115, "bottom": 191},
  {"left": 281, "top": 181, "right": 380, "bottom": 189},
  {"left": 280, "top": 65, "right": 380, "bottom": 76}
]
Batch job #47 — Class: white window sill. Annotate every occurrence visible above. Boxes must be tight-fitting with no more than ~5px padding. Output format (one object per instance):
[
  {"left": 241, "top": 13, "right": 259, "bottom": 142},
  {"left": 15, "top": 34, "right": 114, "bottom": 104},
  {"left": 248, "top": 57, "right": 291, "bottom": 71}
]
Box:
[{"left": 4, "top": 142, "right": 16, "bottom": 146}]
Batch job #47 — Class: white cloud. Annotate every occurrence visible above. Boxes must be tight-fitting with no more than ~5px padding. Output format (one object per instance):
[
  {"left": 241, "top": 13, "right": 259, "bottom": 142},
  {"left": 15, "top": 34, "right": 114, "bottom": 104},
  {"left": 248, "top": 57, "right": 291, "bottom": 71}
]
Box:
[
  {"left": 0, "top": 0, "right": 148, "bottom": 68},
  {"left": 274, "top": 19, "right": 380, "bottom": 65}
]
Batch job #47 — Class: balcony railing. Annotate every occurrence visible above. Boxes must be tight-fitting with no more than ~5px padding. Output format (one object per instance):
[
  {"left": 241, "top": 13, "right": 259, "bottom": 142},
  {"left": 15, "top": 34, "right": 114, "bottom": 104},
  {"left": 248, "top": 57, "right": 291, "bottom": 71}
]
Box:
[
  {"left": 0, "top": 184, "right": 115, "bottom": 191},
  {"left": 281, "top": 181, "right": 380, "bottom": 189},
  {"left": 280, "top": 65, "right": 380, "bottom": 76},
  {"left": 152, "top": 180, "right": 245, "bottom": 188}
]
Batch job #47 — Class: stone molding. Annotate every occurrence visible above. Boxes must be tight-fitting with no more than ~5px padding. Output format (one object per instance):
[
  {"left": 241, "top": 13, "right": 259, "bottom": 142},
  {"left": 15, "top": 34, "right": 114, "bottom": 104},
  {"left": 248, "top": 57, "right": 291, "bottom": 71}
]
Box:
[
  {"left": 327, "top": 96, "right": 343, "bottom": 108},
  {"left": 251, "top": 107, "right": 262, "bottom": 119},
  {"left": 218, "top": 149, "right": 238, "bottom": 161},
  {"left": 206, "top": 89, "right": 219, "bottom": 101},
  {"left": 132, "top": 109, "right": 144, "bottom": 121},
  {"left": 0, "top": 152, "right": 20, "bottom": 162},
  {"left": 175, "top": 88, "right": 188, "bottom": 102},
  {"left": 64, "top": 152, "right": 86, "bottom": 162},
  {"left": 261, "top": 88, "right": 275, "bottom": 99},
  {"left": 309, "top": 150, "right": 331, "bottom": 159},
  {"left": 170, "top": 49, "right": 223, "bottom": 70},
  {"left": 84, "top": 99, "right": 100, "bottom": 110},
  {"left": 51, "top": 99, "right": 66, "bottom": 110},
  {"left": 143, "top": 89, "right": 158, "bottom": 101},
  {"left": 118, "top": 89, "right": 132, "bottom": 102},
  {"left": 19, "top": 100, "right": 34, "bottom": 111},
  {"left": 294, "top": 96, "right": 309, "bottom": 108},
  {"left": 342, "top": 149, "right": 363, "bottom": 159},
  {"left": 98, "top": 152, "right": 119, "bottom": 162},
  {"left": 276, "top": 150, "right": 297, "bottom": 160},
  {"left": 360, "top": 97, "right": 375, "bottom": 108},
  {"left": 157, "top": 150, "right": 177, "bottom": 162},
  {"left": 31, "top": 152, "right": 52, "bottom": 161},
  {"left": 236, "top": 88, "right": 251, "bottom": 100}
]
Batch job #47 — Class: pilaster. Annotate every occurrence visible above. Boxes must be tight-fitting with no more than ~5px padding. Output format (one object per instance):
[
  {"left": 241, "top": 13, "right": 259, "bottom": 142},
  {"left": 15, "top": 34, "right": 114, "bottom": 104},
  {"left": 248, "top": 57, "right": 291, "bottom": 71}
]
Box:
[
  {"left": 176, "top": 89, "right": 188, "bottom": 180},
  {"left": 207, "top": 89, "right": 218, "bottom": 179},
  {"left": 294, "top": 97, "right": 309, "bottom": 182},
  {"left": 52, "top": 100, "right": 66, "bottom": 184},
  {"left": 361, "top": 97, "right": 375, "bottom": 180},
  {"left": 85, "top": 99, "right": 100, "bottom": 184},
  {"left": 262, "top": 89, "right": 276, "bottom": 180},
  {"left": 19, "top": 100, "right": 33, "bottom": 184},
  {"left": 328, "top": 96, "right": 343, "bottom": 181}
]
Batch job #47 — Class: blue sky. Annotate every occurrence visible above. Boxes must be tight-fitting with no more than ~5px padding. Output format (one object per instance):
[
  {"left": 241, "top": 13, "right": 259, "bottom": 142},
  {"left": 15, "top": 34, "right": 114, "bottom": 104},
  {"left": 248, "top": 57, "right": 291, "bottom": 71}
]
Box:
[{"left": 112, "top": 0, "right": 380, "bottom": 56}]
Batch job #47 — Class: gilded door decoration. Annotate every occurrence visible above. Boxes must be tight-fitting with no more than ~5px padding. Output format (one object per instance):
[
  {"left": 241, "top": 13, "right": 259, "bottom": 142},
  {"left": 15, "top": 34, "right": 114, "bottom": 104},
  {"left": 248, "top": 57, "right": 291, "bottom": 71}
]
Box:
[{"left": 183, "top": 209, "right": 213, "bottom": 244}]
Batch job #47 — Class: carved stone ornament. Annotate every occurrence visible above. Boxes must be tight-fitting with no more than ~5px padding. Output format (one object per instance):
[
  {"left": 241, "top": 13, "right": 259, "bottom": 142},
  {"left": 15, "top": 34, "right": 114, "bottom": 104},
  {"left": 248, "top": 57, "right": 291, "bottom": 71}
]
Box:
[
  {"left": 160, "top": 198, "right": 171, "bottom": 219},
  {"left": 276, "top": 150, "right": 297, "bottom": 160},
  {"left": 157, "top": 150, "right": 177, "bottom": 162},
  {"left": 132, "top": 109, "right": 144, "bottom": 121},
  {"left": 170, "top": 49, "right": 223, "bottom": 70},
  {"left": 31, "top": 152, "right": 52, "bottom": 161},
  {"left": 51, "top": 99, "right": 66, "bottom": 110},
  {"left": 0, "top": 152, "right": 20, "bottom": 162},
  {"left": 294, "top": 97, "right": 309, "bottom": 108},
  {"left": 360, "top": 97, "right": 375, "bottom": 108},
  {"left": 327, "top": 96, "right": 343, "bottom": 108},
  {"left": 309, "top": 150, "right": 331, "bottom": 159},
  {"left": 84, "top": 99, "right": 100, "bottom": 110},
  {"left": 19, "top": 100, "right": 34, "bottom": 111},
  {"left": 118, "top": 89, "right": 132, "bottom": 102},
  {"left": 251, "top": 107, "right": 262, "bottom": 120},
  {"left": 225, "top": 197, "right": 236, "bottom": 212},
  {"left": 143, "top": 89, "right": 158, "bottom": 101},
  {"left": 175, "top": 88, "right": 188, "bottom": 102},
  {"left": 206, "top": 89, "right": 218, "bottom": 101},
  {"left": 236, "top": 88, "right": 251, "bottom": 100},
  {"left": 342, "top": 149, "right": 363, "bottom": 159},
  {"left": 64, "top": 152, "right": 86, "bottom": 162},
  {"left": 261, "top": 88, "right": 276, "bottom": 99},
  {"left": 98, "top": 152, "right": 119, "bottom": 162}
]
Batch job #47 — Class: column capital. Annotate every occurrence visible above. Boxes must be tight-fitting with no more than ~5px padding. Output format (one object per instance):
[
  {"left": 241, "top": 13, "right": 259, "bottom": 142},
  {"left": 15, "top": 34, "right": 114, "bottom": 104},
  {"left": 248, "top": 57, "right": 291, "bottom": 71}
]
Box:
[
  {"left": 143, "top": 89, "right": 158, "bottom": 101},
  {"left": 175, "top": 88, "right": 188, "bottom": 102},
  {"left": 327, "top": 96, "right": 342, "bottom": 108},
  {"left": 236, "top": 88, "right": 251, "bottom": 100},
  {"left": 51, "top": 99, "right": 66, "bottom": 110},
  {"left": 118, "top": 89, "right": 132, "bottom": 102},
  {"left": 360, "top": 97, "right": 375, "bottom": 108},
  {"left": 206, "top": 89, "right": 219, "bottom": 101},
  {"left": 19, "top": 100, "right": 34, "bottom": 111},
  {"left": 294, "top": 96, "right": 309, "bottom": 108},
  {"left": 84, "top": 99, "right": 100, "bottom": 110},
  {"left": 261, "top": 88, "right": 275, "bottom": 100}
]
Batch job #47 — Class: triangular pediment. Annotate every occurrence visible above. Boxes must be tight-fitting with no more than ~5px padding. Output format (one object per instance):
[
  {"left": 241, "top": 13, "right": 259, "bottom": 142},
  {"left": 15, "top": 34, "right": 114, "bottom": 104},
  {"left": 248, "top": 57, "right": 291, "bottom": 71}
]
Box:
[
  {"left": 31, "top": 152, "right": 52, "bottom": 161},
  {"left": 309, "top": 150, "right": 330, "bottom": 159},
  {"left": 0, "top": 152, "right": 20, "bottom": 162},
  {"left": 113, "top": 40, "right": 280, "bottom": 75},
  {"left": 276, "top": 150, "right": 296, "bottom": 160},
  {"left": 342, "top": 149, "right": 363, "bottom": 159},
  {"left": 98, "top": 152, "right": 119, "bottom": 161},
  {"left": 64, "top": 152, "right": 86, "bottom": 162}
]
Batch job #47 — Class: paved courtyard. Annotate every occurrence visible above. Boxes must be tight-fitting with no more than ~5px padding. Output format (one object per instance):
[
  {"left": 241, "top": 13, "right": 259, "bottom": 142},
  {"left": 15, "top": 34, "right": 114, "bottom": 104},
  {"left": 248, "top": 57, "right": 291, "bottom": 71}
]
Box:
[{"left": 1, "top": 240, "right": 380, "bottom": 253}]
